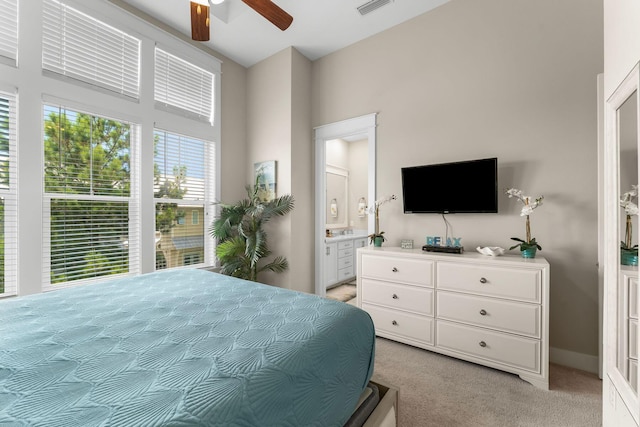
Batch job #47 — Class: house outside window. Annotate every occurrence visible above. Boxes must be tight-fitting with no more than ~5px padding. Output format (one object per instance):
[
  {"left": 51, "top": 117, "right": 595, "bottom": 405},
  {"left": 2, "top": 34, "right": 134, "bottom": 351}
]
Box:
[
  {"left": 183, "top": 253, "right": 202, "bottom": 266},
  {"left": 154, "top": 129, "right": 214, "bottom": 270}
]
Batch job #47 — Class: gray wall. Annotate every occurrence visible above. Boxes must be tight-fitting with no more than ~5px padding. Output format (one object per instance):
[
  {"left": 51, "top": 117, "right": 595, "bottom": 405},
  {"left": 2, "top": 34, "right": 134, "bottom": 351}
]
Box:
[{"left": 311, "top": 0, "right": 604, "bottom": 368}]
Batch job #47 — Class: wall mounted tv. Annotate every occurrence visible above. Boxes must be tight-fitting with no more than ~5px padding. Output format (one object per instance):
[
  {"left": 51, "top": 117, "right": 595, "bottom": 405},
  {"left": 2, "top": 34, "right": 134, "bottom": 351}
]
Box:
[{"left": 401, "top": 157, "right": 498, "bottom": 214}]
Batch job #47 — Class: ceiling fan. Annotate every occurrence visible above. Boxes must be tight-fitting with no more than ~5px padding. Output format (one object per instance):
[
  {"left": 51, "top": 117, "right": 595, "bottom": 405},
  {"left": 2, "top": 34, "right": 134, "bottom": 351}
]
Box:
[{"left": 190, "top": 0, "right": 293, "bottom": 42}]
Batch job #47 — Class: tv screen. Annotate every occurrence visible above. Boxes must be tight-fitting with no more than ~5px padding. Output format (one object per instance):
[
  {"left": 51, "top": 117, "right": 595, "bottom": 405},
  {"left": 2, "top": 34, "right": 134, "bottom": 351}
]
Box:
[{"left": 401, "top": 157, "right": 498, "bottom": 214}]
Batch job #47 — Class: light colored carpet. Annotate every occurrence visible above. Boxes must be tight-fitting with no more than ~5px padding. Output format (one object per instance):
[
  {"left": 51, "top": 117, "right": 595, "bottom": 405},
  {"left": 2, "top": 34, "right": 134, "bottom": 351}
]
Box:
[
  {"left": 372, "top": 337, "right": 602, "bottom": 427},
  {"left": 326, "top": 283, "right": 357, "bottom": 302}
]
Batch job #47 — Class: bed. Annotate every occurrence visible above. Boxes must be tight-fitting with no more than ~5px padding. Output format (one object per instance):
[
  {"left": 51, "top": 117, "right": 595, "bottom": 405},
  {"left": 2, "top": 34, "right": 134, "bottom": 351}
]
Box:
[{"left": 0, "top": 269, "right": 377, "bottom": 426}]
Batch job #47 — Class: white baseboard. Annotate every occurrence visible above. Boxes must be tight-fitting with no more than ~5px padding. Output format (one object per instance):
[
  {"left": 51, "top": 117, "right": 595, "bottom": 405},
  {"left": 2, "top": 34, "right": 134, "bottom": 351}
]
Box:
[{"left": 550, "top": 346, "right": 600, "bottom": 375}]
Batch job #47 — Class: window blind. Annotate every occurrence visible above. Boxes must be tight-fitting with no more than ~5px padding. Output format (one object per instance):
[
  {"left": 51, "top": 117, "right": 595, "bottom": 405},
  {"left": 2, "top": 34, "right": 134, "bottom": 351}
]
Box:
[
  {"left": 42, "top": 104, "right": 139, "bottom": 289},
  {"left": 0, "top": 91, "right": 18, "bottom": 296},
  {"left": 153, "top": 129, "right": 215, "bottom": 270},
  {"left": 0, "top": 0, "right": 18, "bottom": 65},
  {"left": 42, "top": 0, "right": 140, "bottom": 99},
  {"left": 155, "top": 48, "right": 214, "bottom": 123}
]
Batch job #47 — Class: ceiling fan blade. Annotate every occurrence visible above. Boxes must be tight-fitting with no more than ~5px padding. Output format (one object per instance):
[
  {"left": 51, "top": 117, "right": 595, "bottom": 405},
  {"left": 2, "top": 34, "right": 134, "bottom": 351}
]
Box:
[
  {"left": 191, "top": 1, "right": 210, "bottom": 41},
  {"left": 241, "top": 0, "right": 293, "bottom": 31}
]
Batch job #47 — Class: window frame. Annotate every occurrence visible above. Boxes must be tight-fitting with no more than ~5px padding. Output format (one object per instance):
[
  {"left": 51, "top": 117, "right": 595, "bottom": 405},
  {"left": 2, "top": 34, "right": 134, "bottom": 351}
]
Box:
[
  {"left": 41, "top": 101, "right": 141, "bottom": 291},
  {"left": 0, "top": 0, "right": 18, "bottom": 67},
  {"left": 152, "top": 127, "right": 216, "bottom": 271},
  {"left": 0, "top": 87, "right": 18, "bottom": 297},
  {"left": 0, "top": 0, "right": 221, "bottom": 295}
]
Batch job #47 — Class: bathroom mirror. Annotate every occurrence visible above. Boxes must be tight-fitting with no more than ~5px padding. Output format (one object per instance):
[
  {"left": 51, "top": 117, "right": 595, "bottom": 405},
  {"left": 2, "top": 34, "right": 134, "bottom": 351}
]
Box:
[{"left": 326, "top": 165, "right": 348, "bottom": 229}]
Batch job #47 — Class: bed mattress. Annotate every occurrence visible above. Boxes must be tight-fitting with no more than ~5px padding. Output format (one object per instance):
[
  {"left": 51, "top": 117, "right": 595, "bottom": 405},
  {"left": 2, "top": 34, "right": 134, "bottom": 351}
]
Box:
[{"left": 0, "top": 269, "right": 375, "bottom": 426}]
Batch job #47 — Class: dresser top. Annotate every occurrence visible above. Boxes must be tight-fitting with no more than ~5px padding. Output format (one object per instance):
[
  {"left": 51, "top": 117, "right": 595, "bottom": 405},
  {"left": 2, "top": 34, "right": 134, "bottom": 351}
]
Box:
[{"left": 358, "top": 246, "right": 550, "bottom": 267}]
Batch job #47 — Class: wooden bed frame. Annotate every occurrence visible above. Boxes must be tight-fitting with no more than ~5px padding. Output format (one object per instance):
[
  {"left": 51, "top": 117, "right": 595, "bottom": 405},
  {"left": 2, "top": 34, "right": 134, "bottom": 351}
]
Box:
[{"left": 364, "top": 379, "right": 399, "bottom": 427}]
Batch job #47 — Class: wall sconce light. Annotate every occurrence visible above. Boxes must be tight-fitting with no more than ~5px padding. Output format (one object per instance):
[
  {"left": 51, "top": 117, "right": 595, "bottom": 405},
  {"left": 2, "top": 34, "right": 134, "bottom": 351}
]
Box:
[
  {"left": 330, "top": 198, "right": 338, "bottom": 218},
  {"left": 358, "top": 197, "right": 366, "bottom": 217}
]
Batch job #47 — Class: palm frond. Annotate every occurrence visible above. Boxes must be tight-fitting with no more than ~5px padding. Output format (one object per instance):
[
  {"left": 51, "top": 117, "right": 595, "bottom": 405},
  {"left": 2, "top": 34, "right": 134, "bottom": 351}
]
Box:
[{"left": 258, "top": 256, "right": 289, "bottom": 274}]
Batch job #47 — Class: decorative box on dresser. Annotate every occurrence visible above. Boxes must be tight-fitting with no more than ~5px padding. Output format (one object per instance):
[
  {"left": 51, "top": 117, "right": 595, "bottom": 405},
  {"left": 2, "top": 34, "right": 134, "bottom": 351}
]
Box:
[{"left": 357, "top": 246, "right": 550, "bottom": 390}]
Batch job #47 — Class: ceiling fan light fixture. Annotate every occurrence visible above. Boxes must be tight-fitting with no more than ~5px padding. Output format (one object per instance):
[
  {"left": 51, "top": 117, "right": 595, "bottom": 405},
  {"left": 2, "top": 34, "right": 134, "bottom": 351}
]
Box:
[{"left": 190, "top": 1, "right": 210, "bottom": 41}]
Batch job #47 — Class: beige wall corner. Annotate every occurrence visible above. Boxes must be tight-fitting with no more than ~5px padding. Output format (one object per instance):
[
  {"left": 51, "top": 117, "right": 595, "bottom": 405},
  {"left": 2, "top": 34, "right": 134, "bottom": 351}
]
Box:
[{"left": 247, "top": 47, "right": 313, "bottom": 292}]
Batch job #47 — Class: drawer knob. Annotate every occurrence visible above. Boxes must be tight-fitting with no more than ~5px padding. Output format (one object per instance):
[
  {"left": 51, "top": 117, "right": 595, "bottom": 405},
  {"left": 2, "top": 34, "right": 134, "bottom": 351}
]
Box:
[
  {"left": 392, "top": 267, "right": 398, "bottom": 272},
  {"left": 392, "top": 294, "right": 398, "bottom": 299},
  {"left": 392, "top": 320, "right": 398, "bottom": 326},
  {"left": 479, "top": 309, "right": 487, "bottom": 316},
  {"left": 479, "top": 277, "right": 487, "bottom": 284},
  {"left": 479, "top": 341, "right": 487, "bottom": 348}
]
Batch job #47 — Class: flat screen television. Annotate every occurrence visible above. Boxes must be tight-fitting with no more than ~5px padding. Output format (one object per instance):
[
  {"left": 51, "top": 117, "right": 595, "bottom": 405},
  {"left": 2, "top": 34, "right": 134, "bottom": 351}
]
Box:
[{"left": 401, "top": 157, "right": 498, "bottom": 214}]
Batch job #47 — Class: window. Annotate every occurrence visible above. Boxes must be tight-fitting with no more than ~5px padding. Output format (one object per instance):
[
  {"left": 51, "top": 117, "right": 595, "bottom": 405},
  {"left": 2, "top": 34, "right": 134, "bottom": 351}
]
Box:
[
  {"left": 154, "top": 129, "right": 214, "bottom": 270},
  {"left": 0, "top": 90, "right": 17, "bottom": 296},
  {"left": 183, "top": 253, "right": 202, "bottom": 266},
  {"left": 42, "top": 0, "right": 141, "bottom": 99},
  {"left": 42, "top": 104, "right": 139, "bottom": 288},
  {"left": 155, "top": 48, "right": 214, "bottom": 123},
  {"left": 0, "top": 0, "right": 18, "bottom": 66}
]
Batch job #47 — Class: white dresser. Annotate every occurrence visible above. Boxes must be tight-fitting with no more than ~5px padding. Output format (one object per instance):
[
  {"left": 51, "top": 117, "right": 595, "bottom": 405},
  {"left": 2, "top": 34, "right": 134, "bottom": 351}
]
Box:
[{"left": 357, "top": 246, "right": 550, "bottom": 389}]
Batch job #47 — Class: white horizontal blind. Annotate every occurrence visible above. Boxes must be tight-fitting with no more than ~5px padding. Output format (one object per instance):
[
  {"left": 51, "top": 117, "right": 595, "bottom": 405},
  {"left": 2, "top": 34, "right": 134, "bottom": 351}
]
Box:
[
  {"left": 42, "top": 0, "right": 140, "bottom": 99},
  {"left": 43, "top": 104, "right": 139, "bottom": 289},
  {"left": 0, "top": 90, "right": 18, "bottom": 296},
  {"left": 0, "top": 0, "right": 18, "bottom": 65},
  {"left": 155, "top": 48, "right": 214, "bottom": 123},
  {"left": 154, "top": 129, "right": 214, "bottom": 270}
]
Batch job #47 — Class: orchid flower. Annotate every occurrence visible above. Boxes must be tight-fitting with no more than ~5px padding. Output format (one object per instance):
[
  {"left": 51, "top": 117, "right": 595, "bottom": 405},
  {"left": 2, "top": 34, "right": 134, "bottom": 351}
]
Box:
[
  {"left": 621, "top": 185, "right": 639, "bottom": 215},
  {"left": 505, "top": 188, "right": 544, "bottom": 217}
]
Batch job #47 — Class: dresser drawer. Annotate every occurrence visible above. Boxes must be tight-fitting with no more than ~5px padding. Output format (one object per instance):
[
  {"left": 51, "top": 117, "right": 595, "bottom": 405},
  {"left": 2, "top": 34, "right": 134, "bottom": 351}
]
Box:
[
  {"left": 361, "top": 278, "right": 433, "bottom": 315},
  {"left": 338, "top": 240, "right": 354, "bottom": 250},
  {"left": 437, "top": 263, "right": 541, "bottom": 303},
  {"left": 338, "top": 256, "right": 353, "bottom": 269},
  {"left": 338, "top": 248, "right": 354, "bottom": 259},
  {"left": 361, "top": 254, "right": 433, "bottom": 287},
  {"left": 437, "top": 291, "right": 540, "bottom": 338},
  {"left": 436, "top": 320, "right": 540, "bottom": 372},
  {"left": 338, "top": 266, "right": 354, "bottom": 281},
  {"left": 363, "top": 303, "right": 434, "bottom": 345}
]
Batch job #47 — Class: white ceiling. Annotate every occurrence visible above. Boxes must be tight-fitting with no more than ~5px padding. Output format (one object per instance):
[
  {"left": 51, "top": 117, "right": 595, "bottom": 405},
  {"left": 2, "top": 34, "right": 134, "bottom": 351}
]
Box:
[{"left": 117, "top": 0, "right": 450, "bottom": 68}]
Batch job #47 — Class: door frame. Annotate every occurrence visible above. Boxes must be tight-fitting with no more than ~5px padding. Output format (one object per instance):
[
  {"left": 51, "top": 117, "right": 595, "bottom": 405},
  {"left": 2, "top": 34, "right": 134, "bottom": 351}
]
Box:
[{"left": 313, "top": 113, "right": 377, "bottom": 297}]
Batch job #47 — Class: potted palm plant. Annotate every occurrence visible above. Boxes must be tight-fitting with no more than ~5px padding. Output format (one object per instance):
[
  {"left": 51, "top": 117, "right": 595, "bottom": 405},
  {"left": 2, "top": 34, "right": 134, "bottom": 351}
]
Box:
[{"left": 210, "top": 175, "right": 294, "bottom": 282}]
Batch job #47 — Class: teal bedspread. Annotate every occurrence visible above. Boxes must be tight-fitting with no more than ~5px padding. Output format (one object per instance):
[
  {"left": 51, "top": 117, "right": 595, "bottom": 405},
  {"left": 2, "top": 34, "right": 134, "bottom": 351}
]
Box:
[{"left": 0, "top": 269, "right": 375, "bottom": 426}]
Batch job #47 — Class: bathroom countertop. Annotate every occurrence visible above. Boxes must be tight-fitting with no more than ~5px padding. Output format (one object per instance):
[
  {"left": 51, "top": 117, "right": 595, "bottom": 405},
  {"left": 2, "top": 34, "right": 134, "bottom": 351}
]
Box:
[{"left": 324, "top": 233, "right": 368, "bottom": 243}]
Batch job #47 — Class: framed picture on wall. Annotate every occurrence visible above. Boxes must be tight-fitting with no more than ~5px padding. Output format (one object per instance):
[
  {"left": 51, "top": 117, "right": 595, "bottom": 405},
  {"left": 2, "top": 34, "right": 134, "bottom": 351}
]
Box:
[{"left": 254, "top": 160, "right": 277, "bottom": 202}]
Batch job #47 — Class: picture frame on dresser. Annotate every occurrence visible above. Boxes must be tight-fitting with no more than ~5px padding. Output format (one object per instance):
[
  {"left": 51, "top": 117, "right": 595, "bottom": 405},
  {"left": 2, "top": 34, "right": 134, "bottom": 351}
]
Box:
[{"left": 356, "top": 246, "right": 550, "bottom": 390}]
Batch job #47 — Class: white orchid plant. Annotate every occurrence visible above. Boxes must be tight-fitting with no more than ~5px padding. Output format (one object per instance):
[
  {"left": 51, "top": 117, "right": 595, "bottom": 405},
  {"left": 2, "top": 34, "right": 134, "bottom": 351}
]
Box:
[
  {"left": 505, "top": 188, "right": 544, "bottom": 252},
  {"left": 620, "top": 185, "right": 638, "bottom": 253},
  {"left": 367, "top": 194, "right": 397, "bottom": 244}
]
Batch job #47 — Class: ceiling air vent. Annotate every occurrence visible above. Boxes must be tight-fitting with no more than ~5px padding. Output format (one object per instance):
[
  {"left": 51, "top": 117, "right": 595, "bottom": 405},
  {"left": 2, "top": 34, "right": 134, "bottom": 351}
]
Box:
[{"left": 357, "top": 0, "right": 393, "bottom": 16}]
